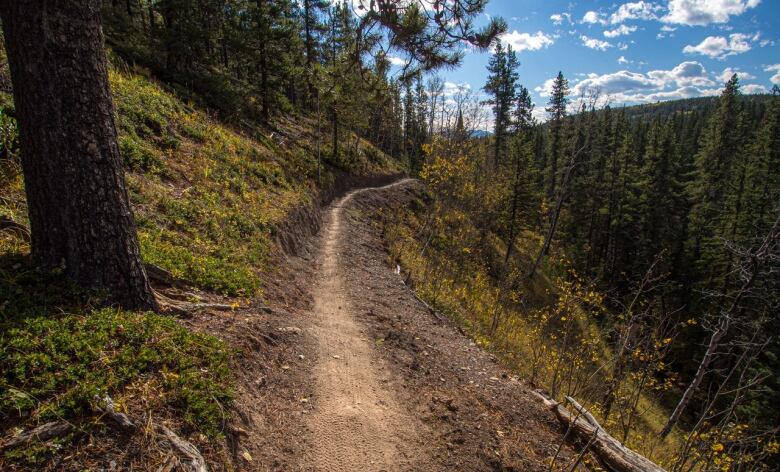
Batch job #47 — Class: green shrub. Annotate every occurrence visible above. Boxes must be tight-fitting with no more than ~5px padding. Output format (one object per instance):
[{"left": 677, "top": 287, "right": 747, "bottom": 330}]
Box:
[
  {"left": 0, "top": 257, "right": 232, "bottom": 447},
  {"left": 119, "top": 134, "right": 164, "bottom": 173}
]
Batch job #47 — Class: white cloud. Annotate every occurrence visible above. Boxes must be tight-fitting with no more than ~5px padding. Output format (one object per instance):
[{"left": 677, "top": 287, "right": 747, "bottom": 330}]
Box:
[
  {"left": 550, "top": 13, "right": 572, "bottom": 25},
  {"left": 581, "top": 35, "right": 613, "bottom": 51},
  {"left": 648, "top": 61, "right": 714, "bottom": 87},
  {"left": 661, "top": 25, "right": 677, "bottom": 32},
  {"left": 444, "top": 81, "right": 471, "bottom": 94},
  {"left": 534, "top": 78, "right": 558, "bottom": 97},
  {"left": 573, "top": 70, "right": 661, "bottom": 97},
  {"left": 663, "top": 0, "right": 761, "bottom": 26},
  {"left": 604, "top": 24, "right": 638, "bottom": 38},
  {"left": 582, "top": 11, "right": 606, "bottom": 25},
  {"left": 718, "top": 67, "right": 756, "bottom": 82},
  {"left": 682, "top": 33, "right": 757, "bottom": 59},
  {"left": 765, "top": 64, "right": 780, "bottom": 84},
  {"left": 567, "top": 61, "right": 722, "bottom": 104},
  {"left": 609, "top": 1, "right": 662, "bottom": 24},
  {"left": 618, "top": 55, "right": 631, "bottom": 64},
  {"left": 500, "top": 30, "right": 555, "bottom": 52},
  {"left": 387, "top": 55, "right": 406, "bottom": 66},
  {"left": 742, "top": 83, "right": 769, "bottom": 94}
]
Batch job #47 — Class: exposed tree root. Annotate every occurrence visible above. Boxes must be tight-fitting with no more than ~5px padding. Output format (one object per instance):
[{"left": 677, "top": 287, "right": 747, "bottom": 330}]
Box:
[{"left": 157, "top": 425, "right": 208, "bottom": 472}]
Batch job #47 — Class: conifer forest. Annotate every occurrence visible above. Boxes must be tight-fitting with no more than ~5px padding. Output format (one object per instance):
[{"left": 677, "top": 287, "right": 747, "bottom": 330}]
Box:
[{"left": 0, "top": 1, "right": 778, "bottom": 471}]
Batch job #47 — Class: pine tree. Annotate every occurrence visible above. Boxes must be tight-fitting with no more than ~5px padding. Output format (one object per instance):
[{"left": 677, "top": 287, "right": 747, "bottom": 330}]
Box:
[
  {"left": 545, "top": 71, "right": 569, "bottom": 199},
  {"left": 302, "top": 0, "right": 329, "bottom": 108},
  {"left": 513, "top": 85, "right": 534, "bottom": 133},
  {"left": 688, "top": 74, "right": 745, "bottom": 291},
  {"left": 0, "top": 0, "right": 157, "bottom": 309},
  {"left": 483, "top": 41, "right": 519, "bottom": 168}
]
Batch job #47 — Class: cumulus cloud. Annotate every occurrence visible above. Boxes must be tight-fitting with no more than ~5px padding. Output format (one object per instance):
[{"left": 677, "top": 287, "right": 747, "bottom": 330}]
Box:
[
  {"left": 500, "top": 30, "right": 555, "bottom": 52},
  {"left": 765, "top": 64, "right": 780, "bottom": 84},
  {"left": 663, "top": 0, "right": 761, "bottom": 26},
  {"left": 550, "top": 13, "right": 572, "bottom": 25},
  {"left": 573, "top": 70, "right": 661, "bottom": 96},
  {"left": 534, "top": 78, "right": 559, "bottom": 98},
  {"left": 648, "top": 61, "right": 714, "bottom": 87},
  {"left": 604, "top": 24, "right": 638, "bottom": 38},
  {"left": 618, "top": 55, "right": 631, "bottom": 64},
  {"left": 581, "top": 35, "right": 613, "bottom": 51},
  {"left": 563, "top": 61, "right": 721, "bottom": 104},
  {"left": 609, "top": 1, "right": 662, "bottom": 24},
  {"left": 682, "top": 33, "right": 757, "bottom": 59},
  {"left": 718, "top": 67, "right": 756, "bottom": 82},
  {"left": 582, "top": 11, "right": 606, "bottom": 25},
  {"left": 742, "top": 83, "right": 769, "bottom": 94}
]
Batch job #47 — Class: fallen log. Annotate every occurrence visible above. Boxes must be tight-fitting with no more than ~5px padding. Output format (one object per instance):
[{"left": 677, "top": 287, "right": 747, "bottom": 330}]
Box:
[
  {"left": 0, "top": 421, "right": 72, "bottom": 450},
  {"left": 532, "top": 390, "right": 666, "bottom": 472}
]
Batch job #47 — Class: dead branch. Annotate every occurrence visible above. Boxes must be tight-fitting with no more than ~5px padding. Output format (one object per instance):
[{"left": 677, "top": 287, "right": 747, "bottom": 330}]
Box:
[
  {"left": 157, "top": 425, "right": 208, "bottom": 472},
  {"left": 97, "top": 395, "right": 136, "bottom": 430},
  {"left": 0, "top": 421, "right": 72, "bottom": 451}
]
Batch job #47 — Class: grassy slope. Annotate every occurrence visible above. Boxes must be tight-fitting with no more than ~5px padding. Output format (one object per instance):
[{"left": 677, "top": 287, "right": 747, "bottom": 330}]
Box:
[
  {"left": 381, "top": 185, "right": 682, "bottom": 468},
  {"left": 0, "top": 61, "right": 400, "bottom": 469}
]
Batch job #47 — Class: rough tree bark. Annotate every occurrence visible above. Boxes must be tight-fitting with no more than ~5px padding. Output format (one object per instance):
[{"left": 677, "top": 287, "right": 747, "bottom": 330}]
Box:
[{"left": 0, "top": 0, "right": 158, "bottom": 310}]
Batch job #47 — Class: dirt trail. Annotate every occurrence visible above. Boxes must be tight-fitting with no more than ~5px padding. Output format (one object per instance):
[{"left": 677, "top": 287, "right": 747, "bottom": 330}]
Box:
[
  {"left": 232, "top": 178, "right": 576, "bottom": 471},
  {"left": 303, "top": 179, "right": 421, "bottom": 471}
]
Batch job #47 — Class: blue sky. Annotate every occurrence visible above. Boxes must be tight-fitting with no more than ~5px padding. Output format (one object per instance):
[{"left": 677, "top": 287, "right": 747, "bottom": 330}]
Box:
[{"left": 409, "top": 0, "right": 779, "bottom": 122}]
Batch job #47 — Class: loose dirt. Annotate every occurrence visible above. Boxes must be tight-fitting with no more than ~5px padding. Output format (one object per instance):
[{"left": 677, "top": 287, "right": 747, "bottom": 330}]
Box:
[
  {"left": 220, "top": 179, "right": 577, "bottom": 471},
  {"left": 301, "top": 180, "right": 422, "bottom": 471}
]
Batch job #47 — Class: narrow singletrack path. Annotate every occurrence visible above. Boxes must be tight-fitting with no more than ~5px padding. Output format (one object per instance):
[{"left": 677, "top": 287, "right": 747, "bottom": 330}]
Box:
[{"left": 303, "top": 179, "right": 420, "bottom": 471}]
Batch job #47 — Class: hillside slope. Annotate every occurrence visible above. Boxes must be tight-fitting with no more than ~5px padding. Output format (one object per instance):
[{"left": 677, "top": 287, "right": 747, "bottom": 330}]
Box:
[{"left": 0, "top": 59, "right": 402, "bottom": 470}]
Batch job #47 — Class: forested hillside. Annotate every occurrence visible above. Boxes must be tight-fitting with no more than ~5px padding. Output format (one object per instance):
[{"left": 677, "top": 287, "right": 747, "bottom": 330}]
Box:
[
  {"left": 0, "top": 1, "right": 778, "bottom": 471},
  {"left": 0, "top": 1, "right": 508, "bottom": 470},
  {"left": 385, "top": 41, "right": 779, "bottom": 470}
]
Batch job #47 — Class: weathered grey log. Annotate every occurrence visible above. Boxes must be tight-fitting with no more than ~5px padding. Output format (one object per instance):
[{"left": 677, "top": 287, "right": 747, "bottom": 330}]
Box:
[
  {"left": 157, "top": 425, "right": 208, "bottom": 472},
  {"left": 98, "top": 395, "right": 136, "bottom": 430},
  {"left": 0, "top": 421, "right": 71, "bottom": 450},
  {"left": 532, "top": 390, "right": 666, "bottom": 472}
]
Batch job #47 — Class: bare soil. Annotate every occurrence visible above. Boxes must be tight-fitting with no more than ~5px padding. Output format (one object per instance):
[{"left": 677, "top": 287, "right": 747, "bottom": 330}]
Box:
[{"left": 217, "top": 179, "right": 577, "bottom": 471}]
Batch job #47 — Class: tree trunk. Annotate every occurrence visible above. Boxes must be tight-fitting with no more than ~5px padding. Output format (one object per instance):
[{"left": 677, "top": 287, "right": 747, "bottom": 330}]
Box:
[
  {"left": 256, "top": 0, "right": 269, "bottom": 122},
  {"left": 303, "top": 0, "right": 316, "bottom": 109},
  {"left": 660, "top": 215, "right": 778, "bottom": 438},
  {"left": 0, "top": 0, "right": 158, "bottom": 311},
  {"left": 528, "top": 144, "right": 584, "bottom": 279},
  {"left": 332, "top": 105, "right": 339, "bottom": 161},
  {"left": 260, "top": 40, "right": 269, "bottom": 122}
]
